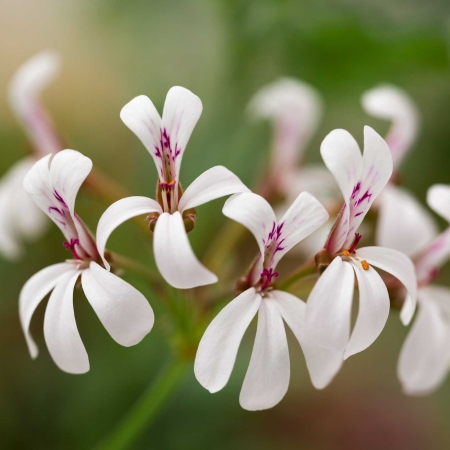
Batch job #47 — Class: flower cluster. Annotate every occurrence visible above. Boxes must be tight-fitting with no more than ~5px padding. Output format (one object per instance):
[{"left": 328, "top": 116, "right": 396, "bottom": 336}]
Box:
[{"left": 4, "top": 53, "right": 450, "bottom": 415}]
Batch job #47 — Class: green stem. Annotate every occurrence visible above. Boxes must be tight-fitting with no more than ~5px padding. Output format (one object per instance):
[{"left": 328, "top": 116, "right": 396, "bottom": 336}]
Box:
[
  {"left": 277, "top": 259, "right": 317, "bottom": 290},
  {"left": 95, "top": 358, "right": 189, "bottom": 450}
]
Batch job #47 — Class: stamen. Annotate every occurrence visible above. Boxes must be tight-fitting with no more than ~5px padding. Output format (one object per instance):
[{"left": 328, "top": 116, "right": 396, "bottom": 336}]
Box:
[
  {"left": 260, "top": 267, "right": 279, "bottom": 291},
  {"left": 342, "top": 250, "right": 350, "bottom": 256},
  {"left": 63, "top": 238, "right": 82, "bottom": 260},
  {"left": 348, "top": 233, "right": 362, "bottom": 253},
  {"left": 361, "top": 260, "right": 369, "bottom": 271}
]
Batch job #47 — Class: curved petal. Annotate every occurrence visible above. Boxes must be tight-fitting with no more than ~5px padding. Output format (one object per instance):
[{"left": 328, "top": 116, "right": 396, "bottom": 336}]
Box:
[
  {"left": 376, "top": 185, "right": 438, "bottom": 258},
  {"left": 248, "top": 78, "right": 323, "bottom": 173},
  {"left": 341, "top": 126, "right": 392, "bottom": 250},
  {"left": 161, "top": 86, "right": 203, "bottom": 179},
  {"left": 0, "top": 157, "right": 48, "bottom": 260},
  {"left": 305, "top": 257, "right": 355, "bottom": 351},
  {"left": 361, "top": 84, "right": 419, "bottom": 169},
  {"left": 49, "top": 150, "right": 93, "bottom": 215},
  {"left": 273, "top": 192, "right": 329, "bottom": 265},
  {"left": 240, "top": 297, "right": 290, "bottom": 411},
  {"left": 320, "top": 129, "right": 362, "bottom": 203},
  {"left": 344, "top": 262, "right": 390, "bottom": 358},
  {"left": 178, "top": 166, "right": 249, "bottom": 212},
  {"left": 222, "top": 193, "right": 276, "bottom": 256},
  {"left": 19, "top": 262, "right": 74, "bottom": 358},
  {"left": 120, "top": 95, "right": 163, "bottom": 177},
  {"left": 272, "top": 290, "right": 343, "bottom": 390},
  {"left": 82, "top": 262, "right": 154, "bottom": 346},
  {"left": 357, "top": 246, "right": 417, "bottom": 325},
  {"left": 8, "top": 51, "right": 62, "bottom": 156},
  {"left": 194, "top": 288, "right": 261, "bottom": 393},
  {"left": 427, "top": 184, "right": 450, "bottom": 224},
  {"left": 43, "top": 269, "right": 88, "bottom": 374},
  {"left": 398, "top": 288, "right": 450, "bottom": 395},
  {"left": 153, "top": 212, "right": 217, "bottom": 288},
  {"left": 96, "top": 196, "right": 162, "bottom": 270}
]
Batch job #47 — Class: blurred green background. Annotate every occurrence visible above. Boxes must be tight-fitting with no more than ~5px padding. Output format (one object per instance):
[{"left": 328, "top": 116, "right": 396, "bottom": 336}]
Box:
[{"left": 2, "top": 0, "right": 450, "bottom": 448}]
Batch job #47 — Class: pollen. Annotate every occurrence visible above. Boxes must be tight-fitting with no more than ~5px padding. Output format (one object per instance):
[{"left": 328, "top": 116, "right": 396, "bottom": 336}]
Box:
[
  {"left": 361, "top": 260, "right": 369, "bottom": 271},
  {"left": 168, "top": 179, "right": 176, "bottom": 186},
  {"left": 342, "top": 250, "right": 350, "bottom": 256}
]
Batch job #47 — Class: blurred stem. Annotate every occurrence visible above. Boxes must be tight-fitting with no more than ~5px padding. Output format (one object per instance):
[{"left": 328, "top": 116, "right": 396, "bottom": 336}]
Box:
[
  {"left": 203, "top": 221, "right": 246, "bottom": 274},
  {"left": 96, "top": 358, "right": 189, "bottom": 450},
  {"left": 84, "top": 168, "right": 150, "bottom": 235},
  {"left": 277, "top": 259, "right": 317, "bottom": 290},
  {"left": 111, "top": 252, "right": 160, "bottom": 286}
]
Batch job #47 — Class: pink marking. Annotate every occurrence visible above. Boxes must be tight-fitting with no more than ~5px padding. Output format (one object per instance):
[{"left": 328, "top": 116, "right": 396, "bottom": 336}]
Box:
[{"left": 260, "top": 268, "right": 279, "bottom": 291}]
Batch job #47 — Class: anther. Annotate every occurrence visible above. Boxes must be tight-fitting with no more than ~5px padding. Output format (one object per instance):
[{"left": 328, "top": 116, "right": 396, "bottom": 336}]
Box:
[{"left": 361, "top": 260, "right": 369, "bottom": 271}]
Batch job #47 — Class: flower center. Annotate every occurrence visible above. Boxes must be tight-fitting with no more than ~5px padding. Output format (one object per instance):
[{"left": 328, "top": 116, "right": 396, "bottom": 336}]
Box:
[
  {"left": 63, "top": 238, "right": 91, "bottom": 261},
  {"left": 260, "top": 267, "right": 279, "bottom": 291}
]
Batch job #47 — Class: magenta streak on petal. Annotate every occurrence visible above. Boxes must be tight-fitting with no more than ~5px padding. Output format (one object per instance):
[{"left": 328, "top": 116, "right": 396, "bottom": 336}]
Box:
[
  {"left": 351, "top": 182, "right": 361, "bottom": 199},
  {"left": 53, "top": 190, "right": 68, "bottom": 208}
]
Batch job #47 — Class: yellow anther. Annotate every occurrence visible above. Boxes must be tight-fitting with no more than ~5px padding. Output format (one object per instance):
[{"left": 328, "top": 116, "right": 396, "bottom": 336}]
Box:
[
  {"left": 168, "top": 179, "right": 176, "bottom": 186},
  {"left": 361, "top": 260, "right": 369, "bottom": 271},
  {"left": 342, "top": 250, "right": 350, "bottom": 256}
]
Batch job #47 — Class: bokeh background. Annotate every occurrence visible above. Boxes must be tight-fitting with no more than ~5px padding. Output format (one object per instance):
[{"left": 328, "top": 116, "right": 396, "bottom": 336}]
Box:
[{"left": 2, "top": 0, "right": 450, "bottom": 448}]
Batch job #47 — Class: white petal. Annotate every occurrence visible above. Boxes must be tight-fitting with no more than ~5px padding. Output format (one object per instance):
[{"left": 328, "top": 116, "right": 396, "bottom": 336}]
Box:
[
  {"left": 376, "top": 185, "right": 438, "bottom": 258},
  {"left": 272, "top": 290, "right": 343, "bottom": 390},
  {"left": 8, "top": 51, "right": 62, "bottom": 156},
  {"left": 362, "top": 84, "right": 419, "bottom": 169},
  {"left": 357, "top": 246, "right": 417, "bottom": 325},
  {"left": 320, "top": 129, "right": 363, "bottom": 203},
  {"left": 427, "top": 184, "right": 450, "bottom": 224},
  {"left": 305, "top": 257, "right": 355, "bottom": 351},
  {"left": 222, "top": 193, "right": 276, "bottom": 256},
  {"left": 153, "top": 212, "right": 217, "bottom": 288},
  {"left": 273, "top": 192, "right": 329, "bottom": 265},
  {"left": 120, "top": 95, "right": 163, "bottom": 178},
  {"left": 341, "top": 126, "right": 392, "bottom": 250},
  {"left": 194, "top": 288, "right": 261, "bottom": 393},
  {"left": 48, "top": 150, "right": 92, "bottom": 215},
  {"left": 161, "top": 86, "right": 203, "bottom": 180},
  {"left": 239, "top": 297, "right": 290, "bottom": 411},
  {"left": 82, "top": 262, "right": 154, "bottom": 346},
  {"left": 248, "top": 78, "right": 323, "bottom": 174},
  {"left": 19, "top": 262, "right": 74, "bottom": 358},
  {"left": 178, "top": 166, "right": 250, "bottom": 212},
  {"left": 398, "top": 287, "right": 450, "bottom": 395},
  {"left": 0, "top": 157, "right": 48, "bottom": 259},
  {"left": 344, "top": 262, "right": 390, "bottom": 358},
  {"left": 96, "top": 196, "right": 162, "bottom": 270},
  {"left": 44, "top": 269, "right": 88, "bottom": 374}
]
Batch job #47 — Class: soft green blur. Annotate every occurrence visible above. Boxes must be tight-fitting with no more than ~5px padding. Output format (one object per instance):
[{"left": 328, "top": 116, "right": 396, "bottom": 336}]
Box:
[{"left": 1, "top": 0, "right": 450, "bottom": 448}]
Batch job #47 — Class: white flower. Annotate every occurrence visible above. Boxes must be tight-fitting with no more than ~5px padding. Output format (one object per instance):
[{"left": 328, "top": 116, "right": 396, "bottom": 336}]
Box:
[
  {"left": 8, "top": 51, "right": 63, "bottom": 157},
  {"left": 96, "top": 87, "right": 249, "bottom": 289},
  {"left": 362, "top": 84, "right": 419, "bottom": 172},
  {"left": 305, "top": 126, "right": 417, "bottom": 359},
  {"left": 195, "top": 191, "right": 341, "bottom": 411},
  {"left": 380, "top": 184, "right": 450, "bottom": 394},
  {"left": 20, "top": 150, "right": 154, "bottom": 374},
  {"left": 0, "top": 52, "right": 63, "bottom": 260},
  {"left": 249, "top": 78, "right": 340, "bottom": 257}
]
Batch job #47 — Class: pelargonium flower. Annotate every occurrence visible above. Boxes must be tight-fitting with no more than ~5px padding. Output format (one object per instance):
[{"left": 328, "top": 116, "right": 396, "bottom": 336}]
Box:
[
  {"left": 0, "top": 52, "right": 63, "bottom": 260},
  {"left": 195, "top": 191, "right": 343, "bottom": 411},
  {"left": 381, "top": 184, "right": 450, "bottom": 394},
  {"left": 362, "top": 84, "right": 419, "bottom": 173},
  {"left": 248, "top": 78, "right": 338, "bottom": 209},
  {"left": 20, "top": 150, "right": 154, "bottom": 374},
  {"left": 96, "top": 87, "right": 249, "bottom": 289},
  {"left": 305, "top": 126, "right": 417, "bottom": 360}
]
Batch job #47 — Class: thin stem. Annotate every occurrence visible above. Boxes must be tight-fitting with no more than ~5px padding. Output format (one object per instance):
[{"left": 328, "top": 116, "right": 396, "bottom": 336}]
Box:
[
  {"left": 277, "top": 259, "right": 317, "bottom": 290},
  {"left": 95, "top": 358, "right": 189, "bottom": 450},
  {"left": 111, "top": 252, "right": 160, "bottom": 286}
]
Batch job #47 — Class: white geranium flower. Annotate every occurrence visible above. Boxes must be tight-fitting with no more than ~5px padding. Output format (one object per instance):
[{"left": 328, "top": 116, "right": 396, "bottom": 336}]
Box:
[
  {"left": 305, "top": 126, "right": 417, "bottom": 359},
  {"left": 20, "top": 150, "right": 154, "bottom": 374},
  {"left": 0, "top": 52, "right": 63, "bottom": 260},
  {"left": 382, "top": 185, "right": 450, "bottom": 395},
  {"left": 96, "top": 87, "right": 249, "bottom": 289},
  {"left": 362, "top": 84, "right": 419, "bottom": 172},
  {"left": 195, "top": 191, "right": 342, "bottom": 411}
]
